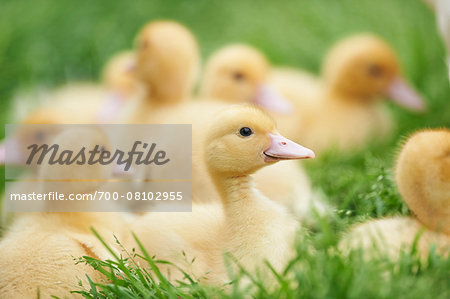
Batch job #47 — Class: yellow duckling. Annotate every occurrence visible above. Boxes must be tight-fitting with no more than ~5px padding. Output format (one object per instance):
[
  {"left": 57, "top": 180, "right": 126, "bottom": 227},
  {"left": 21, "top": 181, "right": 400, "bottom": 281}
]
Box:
[
  {"left": 340, "top": 129, "right": 450, "bottom": 259},
  {"left": 200, "top": 44, "right": 292, "bottom": 113},
  {"left": 102, "top": 51, "right": 138, "bottom": 98},
  {"left": 0, "top": 109, "right": 99, "bottom": 231},
  {"left": 120, "top": 20, "right": 200, "bottom": 124},
  {"left": 35, "top": 53, "right": 140, "bottom": 123},
  {"left": 0, "top": 128, "right": 126, "bottom": 298},
  {"left": 97, "top": 50, "right": 144, "bottom": 123},
  {"left": 0, "top": 217, "right": 107, "bottom": 298},
  {"left": 0, "top": 49, "right": 140, "bottom": 164},
  {"left": 9, "top": 53, "right": 139, "bottom": 125},
  {"left": 6, "top": 21, "right": 197, "bottom": 128},
  {"left": 0, "top": 107, "right": 79, "bottom": 165},
  {"left": 396, "top": 129, "right": 450, "bottom": 235},
  {"left": 197, "top": 44, "right": 327, "bottom": 220},
  {"left": 11, "top": 82, "right": 108, "bottom": 124},
  {"left": 9, "top": 50, "right": 139, "bottom": 125},
  {"left": 128, "top": 105, "right": 314, "bottom": 283},
  {"left": 271, "top": 34, "right": 426, "bottom": 152}
]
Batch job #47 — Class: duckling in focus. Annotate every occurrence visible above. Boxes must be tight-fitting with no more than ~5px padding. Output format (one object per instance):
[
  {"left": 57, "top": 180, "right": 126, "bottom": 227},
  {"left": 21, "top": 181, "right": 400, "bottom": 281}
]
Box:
[
  {"left": 120, "top": 20, "right": 200, "bottom": 124},
  {"left": 271, "top": 34, "right": 426, "bottom": 153},
  {"left": 340, "top": 129, "right": 450, "bottom": 259},
  {"left": 197, "top": 44, "right": 327, "bottom": 220},
  {"left": 149, "top": 100, "right": 327, "bottom": 222},
  {"left": 129, "top": 105, "right": 314, "bottom": 283},
  {"left": 200, "top": 44, "right": 292, "bottom": 113},
  {"left": 0, "top": 128, "right": 126, "bottom": 298}
]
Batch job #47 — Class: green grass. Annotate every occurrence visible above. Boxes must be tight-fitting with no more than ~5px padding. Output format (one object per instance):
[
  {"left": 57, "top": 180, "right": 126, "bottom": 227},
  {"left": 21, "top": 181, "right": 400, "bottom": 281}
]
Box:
[
  {"left": 68, "top": 228, "right": 450, "bottom": 299},
  {"left": 1, "top": 0, "right": 449, "bottom": 297}
]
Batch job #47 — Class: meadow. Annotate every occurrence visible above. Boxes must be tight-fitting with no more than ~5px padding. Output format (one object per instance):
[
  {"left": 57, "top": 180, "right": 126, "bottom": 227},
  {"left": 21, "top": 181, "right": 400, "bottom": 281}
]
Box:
[{"left": 0, "top": 0, "right": 449, "bottom": 298}]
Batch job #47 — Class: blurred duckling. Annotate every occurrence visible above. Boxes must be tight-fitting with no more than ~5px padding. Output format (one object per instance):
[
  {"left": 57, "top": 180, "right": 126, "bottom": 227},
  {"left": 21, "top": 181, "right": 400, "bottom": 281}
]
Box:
[
  {"left": 271, "top": 34, "right": 426, "bottom": 153},
  {"left": 120, "top": 20, "right": 200, "bottom": 124},
  {"left": 396, "top": 129, "right": 449, "bottom": 235},
  {"left": 129, "top": 105, "right": 314, "bottom": 283},
  {"left": 9, "top": 50, "right": 140, "bottom": 125},
  {"left": 0, "top": 49, "right": 140, "bottom": 164},
  {"left": 340, "top": 129, "right": 450, "bottom": 259},
  {"left": 97, "top": 50, "right": 143, "bottom": 123},
  {"left": 10, "top": 82, "right": 108, "bottom": 124},
  {"left": 0, "top": 107, "right": 79, "bottom": 166},
  {"left": 0, "top": 128, "right": 126, "bottom": 298},
  {"left": 102, "top": 51, "right": 138, "bottom": 98},
  {"left": 0, "top": 109, "right": 98, "bottom": 230},
  {"left": 0, "top": 218, "right": 107, "bottom": 298},
  {"left": 200, "top": 44, "right": 292, "bottom": 113}
]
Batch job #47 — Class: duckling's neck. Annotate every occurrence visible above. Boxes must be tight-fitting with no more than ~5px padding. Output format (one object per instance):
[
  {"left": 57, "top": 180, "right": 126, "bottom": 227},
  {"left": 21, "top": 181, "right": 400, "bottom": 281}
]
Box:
[
  {"left": 325, "top": 84, "right": 376, "bottom": 107},
  {"left": 210, "top": 172, "right": 278, "bottom": 223},
  {"left": 212, "top": 174, "right": 257, "bottom": 208},
  {"left": 210, "top": 171, "right": 297, "bottom": 271},
  {"left": 148, "top": 94, "right": 185, "bottom": 105},
  {"left": 144, "top": 82, "right": 189, "bottom": 105}
]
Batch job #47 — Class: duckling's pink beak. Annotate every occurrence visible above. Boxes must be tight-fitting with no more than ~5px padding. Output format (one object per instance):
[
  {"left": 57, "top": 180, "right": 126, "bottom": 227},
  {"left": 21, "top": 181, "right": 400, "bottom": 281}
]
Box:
[
  {"left": 254, "top": 84, "right": 293, "bottom": 114},
  {"left": 387, "top": 77, "right": 426, "bottom": 112},
  {"left": 264, "top": 133, "right": 315, "bottom": 162}
]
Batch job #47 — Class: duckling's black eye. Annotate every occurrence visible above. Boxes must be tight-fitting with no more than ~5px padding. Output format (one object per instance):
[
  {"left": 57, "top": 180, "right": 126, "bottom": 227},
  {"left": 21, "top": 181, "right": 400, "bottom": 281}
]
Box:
[
  {"left": 233, "top": 71, "right": 245, "bottom": 81},
  {"left": 239, "top": 127, "right": 253, "bottom": 137},
  {"left": 368, "top": 64, "right": 383, "bottom": 77}
]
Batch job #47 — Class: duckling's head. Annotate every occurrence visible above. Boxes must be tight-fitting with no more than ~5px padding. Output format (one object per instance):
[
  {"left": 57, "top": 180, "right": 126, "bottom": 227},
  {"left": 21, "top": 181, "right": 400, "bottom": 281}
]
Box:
[
  {"left": 323, "top": 34, "right": 425, "bottom": 111},
  {"left": 0, "top": 107, "right": 71, "bottom": 165},
  {"left": 395, "top": 129, "right": 450, "bottom": 234},
  {"left": 102, "top": 51, "right": 137, "bottom": 98},
  {"left": 200, "top": 45, "right": 293, "bottom": 113},
  {"left": 204, "top": 105, "right": 314, "bottom": 177},
  {"left": 136, "top": 20, "right": 199, "bottom": 102}
]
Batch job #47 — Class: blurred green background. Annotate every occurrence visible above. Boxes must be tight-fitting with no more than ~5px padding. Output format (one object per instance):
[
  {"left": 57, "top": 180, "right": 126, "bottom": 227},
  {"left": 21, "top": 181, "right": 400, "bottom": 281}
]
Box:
[{"left": 0, "top": 0, "right": 448, "bottom": 125}]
